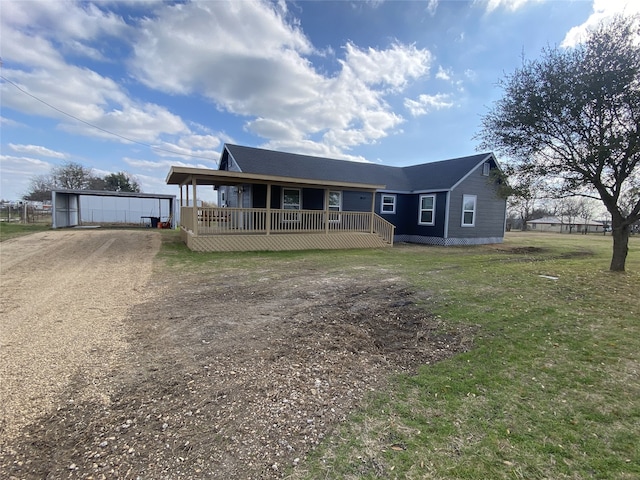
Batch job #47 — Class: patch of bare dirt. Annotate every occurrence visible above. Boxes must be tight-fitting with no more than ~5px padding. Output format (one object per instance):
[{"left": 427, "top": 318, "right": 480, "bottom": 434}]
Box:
[{"left": 0, "top": 231, "right": 474, "bottom": 479}]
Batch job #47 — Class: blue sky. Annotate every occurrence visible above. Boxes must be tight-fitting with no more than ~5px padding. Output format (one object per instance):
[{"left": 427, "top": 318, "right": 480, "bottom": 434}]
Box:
[{"left": 1, "top": 0, "right": 636, "bottom": 202}]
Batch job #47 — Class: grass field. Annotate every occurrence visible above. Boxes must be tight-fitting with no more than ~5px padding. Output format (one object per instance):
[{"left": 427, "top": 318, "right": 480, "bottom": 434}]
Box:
[
  {"left": 0, "top": 222, "right": 50, "bottom": 242},
  {"left": 158, "top": 230, "right": 639, "bottom": 479},
  {"left": 279, "top": 233, "right": 639, "bottom": 479},
  {"left": 6, "top": 226, "right": 639, "bottom": 478}
]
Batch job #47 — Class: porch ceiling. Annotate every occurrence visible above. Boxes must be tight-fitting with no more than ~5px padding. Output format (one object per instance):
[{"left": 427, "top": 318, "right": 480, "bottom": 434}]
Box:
[{"left": 166, "top": 166, "right": 385, "bottom": 192}]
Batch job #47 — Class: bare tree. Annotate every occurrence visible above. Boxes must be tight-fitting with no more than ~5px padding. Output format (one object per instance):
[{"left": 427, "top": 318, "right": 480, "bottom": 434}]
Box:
[
  {"left": 23, "top": 175, "right": 56, "bottom": 202},
  {"left": 52, "top": 162, "right": 96, "bottom": 190}
]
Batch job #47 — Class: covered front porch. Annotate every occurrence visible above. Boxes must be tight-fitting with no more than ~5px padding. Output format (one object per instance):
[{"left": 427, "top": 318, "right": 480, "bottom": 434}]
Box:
[{"left": 166, "top": 166, "right": 395, "bottom": 252}]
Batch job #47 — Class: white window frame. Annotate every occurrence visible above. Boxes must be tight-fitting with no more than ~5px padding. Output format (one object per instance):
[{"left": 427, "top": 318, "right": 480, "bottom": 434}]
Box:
[
  {"left": 381, "top": 194, "right": 396, "bottom": 214},
  {"left": 461, "top": 194, "right": 477, "bottom": 227},
  {"left": 482, "top": 162, "right": 490, "bottom": 176},
  {"left": 418, "top": 194, "right": 436, "bottom": 226},
  {"left": 327, "top": 190, "right": 342, "bottom": 222},
  {"left": 282, "top": 187, "right": 301, "bottom": 222}
]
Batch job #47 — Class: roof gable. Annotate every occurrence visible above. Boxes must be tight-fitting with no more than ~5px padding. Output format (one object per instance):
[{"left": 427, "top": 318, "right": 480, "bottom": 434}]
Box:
[{"left": 222, "top": 144, "right": 495, "bottom": 192}]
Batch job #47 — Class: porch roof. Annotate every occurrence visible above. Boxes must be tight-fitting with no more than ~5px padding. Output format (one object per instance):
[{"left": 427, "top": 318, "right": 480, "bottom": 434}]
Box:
[{"left": 166, "top": 166, "right": 385, "bottom": 192}]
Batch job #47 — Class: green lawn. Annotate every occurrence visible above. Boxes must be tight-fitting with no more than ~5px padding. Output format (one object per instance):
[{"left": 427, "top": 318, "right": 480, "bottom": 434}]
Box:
[
  {"left": 157, "top": 231, "right": 639, "bottom": 478},
  {"left": 7, "top": 226, "right": 636, "bottom": 478},
  {"left": 0, "top": 222, "right": 50, "bottom": 242},
  {"left": 283, "top": 232, "right": 639, "bottom": 479}
]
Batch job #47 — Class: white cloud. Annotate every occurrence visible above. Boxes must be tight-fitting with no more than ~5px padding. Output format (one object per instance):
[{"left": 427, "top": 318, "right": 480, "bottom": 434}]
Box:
[
  {"left": 123, "top": 157, "right": 215, "bottom": 171},
  {"left": 0, "top": 155, "right": 52, "bottom": 173},
  {"left": 484, "top": 0, "right": 542, "bottom": 13},
  {"left": 130, "top": 0, "right": 314, "bottom": 96},
  {"left": 561, "top": 0, "right": 640, "bottom": 48},
  {"left": 1, "top": 63, "right": 189, "bottom": 145},
  {"left": 436, "top": 66, "right": 452, "bottom": 81},
  {"left": 8, "top": 144, "right": 67, "bottom": 159},
  {"left": 426, "top": 0, "right": 439, "bottom": 16},
  {"left": 1, "top": 0, "right": 435, "bottom": 165},
  {"left": 1, "top": 1, "right": 190, "bottom": 148},
  {"left": 150, "top": 138, "right": 221, "bottom": 166},
  {"left": 461, "top": 69, "right": 478, "bottom": 83},
  {"left": 404, "top": 93, "right": 454, "bottom": 117},
  {"left": 0, "top": 155, "right": 53, "bottom": 200},
  {"left": 1, "top": 1, "right": 129, "bottom": 63},
  {"left": 341, "top": 42, "right": 432, "bottom": 92},
  {"left": 129, "top": 1, "right": 432, "bottom": 151},
  {"left": 1, "top": 116, "right": 24, "bottom": 128}
]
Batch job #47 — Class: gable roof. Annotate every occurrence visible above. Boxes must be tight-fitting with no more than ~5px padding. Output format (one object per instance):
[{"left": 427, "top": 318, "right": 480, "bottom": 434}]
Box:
[{"left": 221, "top": 144, "right": 495, "bottom": 192}]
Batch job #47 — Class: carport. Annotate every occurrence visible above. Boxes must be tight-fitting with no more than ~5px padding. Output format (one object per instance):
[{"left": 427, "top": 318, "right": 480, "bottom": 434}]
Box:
[{"left": 51, "top": 189, "right": 176, "bottom": 229}]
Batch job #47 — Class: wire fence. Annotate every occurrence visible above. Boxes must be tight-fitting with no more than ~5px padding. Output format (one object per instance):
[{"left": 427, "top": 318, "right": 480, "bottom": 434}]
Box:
[{"left": 0, "top": 204, "right": 52, "bottom": 224}]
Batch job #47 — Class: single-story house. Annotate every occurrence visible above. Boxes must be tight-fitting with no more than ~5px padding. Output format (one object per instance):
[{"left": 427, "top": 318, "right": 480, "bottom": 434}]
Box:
[
  {"left": 527, "top": 216, "right": 607, "bottom": 233},
  {"left": 166, "top": 144, "right": 507, "bottom": 252}
]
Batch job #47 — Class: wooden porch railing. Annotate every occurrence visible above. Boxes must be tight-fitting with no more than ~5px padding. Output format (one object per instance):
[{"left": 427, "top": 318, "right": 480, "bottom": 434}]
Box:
[{"left": 180, "top": 206, "right": 395, "bottom": 244}]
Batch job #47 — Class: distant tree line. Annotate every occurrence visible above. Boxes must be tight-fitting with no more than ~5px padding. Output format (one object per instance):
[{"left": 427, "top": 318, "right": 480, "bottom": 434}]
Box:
[{"left": 24, "top": 162, "right": 141, "bottom": 202}]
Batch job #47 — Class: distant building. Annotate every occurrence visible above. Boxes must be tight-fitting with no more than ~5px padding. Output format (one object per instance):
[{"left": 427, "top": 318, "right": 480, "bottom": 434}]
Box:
[{"left": 528, "top": 216, "right": 606, "bottom": 233}]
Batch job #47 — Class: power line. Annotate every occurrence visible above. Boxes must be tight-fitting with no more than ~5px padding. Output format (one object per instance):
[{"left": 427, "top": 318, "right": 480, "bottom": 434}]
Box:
[{"left": 0, "top": 74, "right": 220, "bottom": 164}]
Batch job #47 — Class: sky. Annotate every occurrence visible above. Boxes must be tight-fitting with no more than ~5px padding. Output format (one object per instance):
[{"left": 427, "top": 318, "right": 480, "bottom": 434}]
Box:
[{"left": 1, "top": 0, "right": 638, "bottom": 202}]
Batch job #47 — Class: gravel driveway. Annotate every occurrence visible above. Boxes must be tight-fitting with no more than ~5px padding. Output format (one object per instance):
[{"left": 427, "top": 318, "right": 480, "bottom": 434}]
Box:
[
  {"left": 0, "top": 229, "right": 160, "bottom": 440},
  {"left": 1, "top": 229, "right": 470, "bottom": 479}
]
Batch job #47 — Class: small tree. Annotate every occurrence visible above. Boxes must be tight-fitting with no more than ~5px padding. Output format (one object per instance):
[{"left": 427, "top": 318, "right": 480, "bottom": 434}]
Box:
[
  {"left": 477, "top": 15, "right": 640, "bottom": 271},
  {"left": 103, "top": 172, "right": 141, "bottom": 192}
]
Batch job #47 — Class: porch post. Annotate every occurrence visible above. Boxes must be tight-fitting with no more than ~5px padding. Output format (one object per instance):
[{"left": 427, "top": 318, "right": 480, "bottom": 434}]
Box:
[
  {"left": 192, "top": 178, "right": 198, "bottom": 236},
  {"left": 369, "top": 190, "right": 376, "bottom": 233},
  {"left": 266, "top": 183, "right": 272, "bottom": 235},
  {"left": 324, "top": 188, "right": 330, "bottom": 234}
]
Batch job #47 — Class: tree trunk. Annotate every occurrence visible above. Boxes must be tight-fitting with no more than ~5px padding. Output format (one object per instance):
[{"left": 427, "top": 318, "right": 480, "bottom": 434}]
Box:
[{"left": 610, "top": 224, "right": 630, "bottom": 272}]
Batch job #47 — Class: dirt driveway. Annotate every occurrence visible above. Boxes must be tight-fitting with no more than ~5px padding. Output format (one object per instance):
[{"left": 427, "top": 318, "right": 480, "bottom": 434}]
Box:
[{"left": 0, "top": 229, "right": 470, "bottom": 479}]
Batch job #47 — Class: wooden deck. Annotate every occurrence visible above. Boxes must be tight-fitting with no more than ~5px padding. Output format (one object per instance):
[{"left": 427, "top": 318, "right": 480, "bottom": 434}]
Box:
[{"left": 179, "top": 207, "right": 394, "bottom": 252}]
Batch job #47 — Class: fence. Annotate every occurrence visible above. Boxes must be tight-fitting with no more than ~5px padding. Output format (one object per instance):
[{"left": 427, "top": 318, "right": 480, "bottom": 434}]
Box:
[{"left": 0, "top": 204, "right": 51, "bottom": 224}]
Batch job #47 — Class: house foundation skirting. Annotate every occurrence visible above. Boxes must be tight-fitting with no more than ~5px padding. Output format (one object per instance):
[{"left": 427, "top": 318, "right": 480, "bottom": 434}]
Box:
[
  {"left": 395, "top": 234, "right": 504, "bottom": 246},
  {"left": 181, "top": 229, "right": 391, "bottom": 252}
]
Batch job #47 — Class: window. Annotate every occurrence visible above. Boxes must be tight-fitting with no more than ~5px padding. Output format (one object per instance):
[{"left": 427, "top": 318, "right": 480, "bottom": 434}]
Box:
[
  {"left": 462, "top": 194, "right": 476, "bottom": 227},
  {"left": 381, "top": 194, "right": 396, "bottom": 214},
  {"left": 418, "top": 194, "right": 436, "bottom": 225},
  {"left": 482, "top": 162, "right": 490, "bottom": 176},
  {"left": 328, "top": 191, "right": 342, "bottom": 222},
  {"left": 282, "top": 188, "right": 301, "bottom": 221}
]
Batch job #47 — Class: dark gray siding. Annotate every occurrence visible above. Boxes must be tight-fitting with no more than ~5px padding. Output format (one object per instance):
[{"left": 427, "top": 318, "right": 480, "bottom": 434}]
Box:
[
  {"left": 242, "top": 186, "right": 374, "bottom": 211},
  {"left": 302, "top": 188, "right": 324, "bottom": 210},
  {"left": 447, "top": 164, "right": 506, "bottom": 239},
  {"left": 344, "top": 191, "right": 373, "bottom": 211}
]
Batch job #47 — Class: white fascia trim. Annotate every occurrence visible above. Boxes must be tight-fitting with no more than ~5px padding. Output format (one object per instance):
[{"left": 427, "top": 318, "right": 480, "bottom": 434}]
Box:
[
  {"left": 378, "top": 189, "right": 407, "bottom": 194},
  {"left": 224, "top": 145, "right": 240, "bottom": 172},
  {"left": 412, "top": 189, "right": 450, "bottom": 194}
]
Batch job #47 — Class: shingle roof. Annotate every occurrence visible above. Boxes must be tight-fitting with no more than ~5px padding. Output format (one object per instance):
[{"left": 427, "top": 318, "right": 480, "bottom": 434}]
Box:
[{"left": 222, "top": 144, "right": 493, "bottom": 192}]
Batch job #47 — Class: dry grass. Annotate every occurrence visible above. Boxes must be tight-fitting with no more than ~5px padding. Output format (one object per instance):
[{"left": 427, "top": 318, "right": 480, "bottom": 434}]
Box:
[{"left": 297, "top": 232, "right": 640, "bottom": 479}]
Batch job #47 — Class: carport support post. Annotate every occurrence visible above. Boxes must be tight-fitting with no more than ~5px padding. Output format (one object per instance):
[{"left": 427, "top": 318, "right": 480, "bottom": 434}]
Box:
[{"left": 52, "top": 191, "right": 57, "bottom": 229}]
